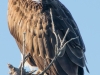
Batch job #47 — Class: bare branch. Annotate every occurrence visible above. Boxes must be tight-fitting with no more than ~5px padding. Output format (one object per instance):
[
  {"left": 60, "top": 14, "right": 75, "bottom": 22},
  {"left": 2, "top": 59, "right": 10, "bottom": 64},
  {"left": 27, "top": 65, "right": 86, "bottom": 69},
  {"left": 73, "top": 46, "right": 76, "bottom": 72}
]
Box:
[
  {"left": 50, "top": 8, "right": 58, "bottom": 52},
  {"left": 21, "top": 32, "right": 26, "bottom": 75}
]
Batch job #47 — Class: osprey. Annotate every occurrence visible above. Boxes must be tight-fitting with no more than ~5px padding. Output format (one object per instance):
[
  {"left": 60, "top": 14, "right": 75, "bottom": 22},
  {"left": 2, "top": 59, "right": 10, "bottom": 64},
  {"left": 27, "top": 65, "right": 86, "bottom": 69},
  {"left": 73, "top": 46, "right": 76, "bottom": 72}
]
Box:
[{"left": 8, "top": 0, "right": 89, "bottom": 75}]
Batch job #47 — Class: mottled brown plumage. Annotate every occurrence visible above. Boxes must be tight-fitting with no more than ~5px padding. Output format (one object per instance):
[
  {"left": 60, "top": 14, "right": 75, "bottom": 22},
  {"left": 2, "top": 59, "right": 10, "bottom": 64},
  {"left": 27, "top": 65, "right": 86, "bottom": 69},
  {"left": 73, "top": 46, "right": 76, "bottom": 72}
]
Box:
[{"left": 8, "top": 0, "right": 88, "bottom": 75}]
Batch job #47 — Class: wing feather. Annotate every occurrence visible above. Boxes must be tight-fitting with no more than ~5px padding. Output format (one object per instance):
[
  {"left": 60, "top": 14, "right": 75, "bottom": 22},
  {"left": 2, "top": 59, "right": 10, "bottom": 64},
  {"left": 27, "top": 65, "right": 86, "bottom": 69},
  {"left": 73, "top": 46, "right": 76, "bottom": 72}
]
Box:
[
  {"left": 33, "top": 36, "right": 39, "bottom": 56},
  {"left": 57, "top": 52, "right": 78, "bottom": 75},
  {"left": 33, "top": 55, "right": 44, "bottom": 70},
  {"left": 43, "top": 29, "right": 54, "bottom": 59},
  {"left": 46, "top": 59, "right": 58, "bottom": 75},
  {"left": 38, "top": 30, "right": 45, "bottom": 58},
  {"left": 49, "top": 0, "right": 85, "bottom": 63}
]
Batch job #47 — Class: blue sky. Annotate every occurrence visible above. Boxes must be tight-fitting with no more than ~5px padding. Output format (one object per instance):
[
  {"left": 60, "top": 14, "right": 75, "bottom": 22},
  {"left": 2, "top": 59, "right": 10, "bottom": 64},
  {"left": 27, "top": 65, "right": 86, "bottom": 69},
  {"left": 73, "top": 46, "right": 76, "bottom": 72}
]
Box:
[{"left": 0, "top": 0, "right": 100, "bottom": 75}]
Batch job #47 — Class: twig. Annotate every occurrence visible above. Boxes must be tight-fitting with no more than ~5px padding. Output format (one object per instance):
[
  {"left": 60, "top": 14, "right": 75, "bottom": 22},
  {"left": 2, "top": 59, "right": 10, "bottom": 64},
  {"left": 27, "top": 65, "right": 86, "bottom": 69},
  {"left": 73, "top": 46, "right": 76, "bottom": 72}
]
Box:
[
  {"left": 21, "top": 32, "right": 26, "bottom": 75},
  {"left": 61, "top": 28, "right": 69, "bottom": 46},
  {"left": 38, "top": 56, "right": 57, "bottom": 75},
  {"left": 50, "top": 8, "right": 58, "bottom": 51}
]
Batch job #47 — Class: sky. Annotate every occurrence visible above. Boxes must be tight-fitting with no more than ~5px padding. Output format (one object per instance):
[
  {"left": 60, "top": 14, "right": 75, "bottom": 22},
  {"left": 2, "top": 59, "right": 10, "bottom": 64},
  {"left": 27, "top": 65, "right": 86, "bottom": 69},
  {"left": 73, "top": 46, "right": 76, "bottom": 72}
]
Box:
[{"left": 0, "top": 0, "right": 100, "bottom": 75}]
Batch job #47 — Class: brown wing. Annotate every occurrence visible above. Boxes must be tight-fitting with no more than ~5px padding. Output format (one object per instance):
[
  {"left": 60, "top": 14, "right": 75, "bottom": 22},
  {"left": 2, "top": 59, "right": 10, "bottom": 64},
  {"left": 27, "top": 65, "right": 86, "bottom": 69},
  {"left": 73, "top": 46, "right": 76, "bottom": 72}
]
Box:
[{"left": 8, "top": 0, "right": 88, "bottom": 75}]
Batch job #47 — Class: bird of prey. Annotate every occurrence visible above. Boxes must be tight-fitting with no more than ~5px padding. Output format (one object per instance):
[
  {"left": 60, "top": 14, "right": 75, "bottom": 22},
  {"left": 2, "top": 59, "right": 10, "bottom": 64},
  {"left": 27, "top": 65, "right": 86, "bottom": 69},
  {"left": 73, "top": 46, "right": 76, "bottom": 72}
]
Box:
[{"left": 8, "top": 0, "right": 89, "bottom": 75}]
